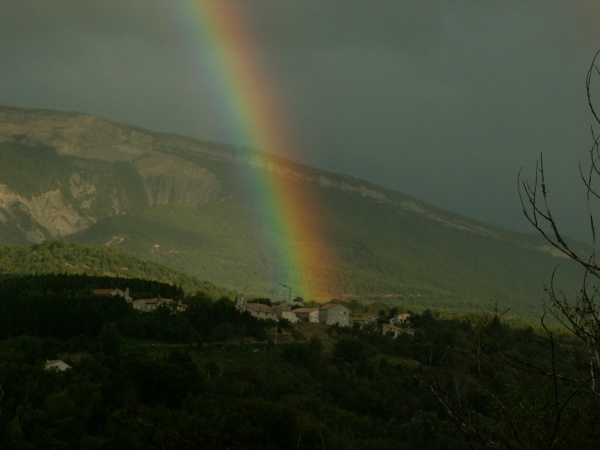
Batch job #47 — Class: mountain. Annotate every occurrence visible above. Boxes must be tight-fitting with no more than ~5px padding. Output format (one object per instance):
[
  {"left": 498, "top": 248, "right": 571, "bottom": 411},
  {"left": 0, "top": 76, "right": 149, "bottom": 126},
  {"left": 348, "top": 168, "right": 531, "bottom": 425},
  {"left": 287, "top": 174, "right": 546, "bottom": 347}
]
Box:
[{"left": 0, "top": 104, "right": 583, "bottom": 320}]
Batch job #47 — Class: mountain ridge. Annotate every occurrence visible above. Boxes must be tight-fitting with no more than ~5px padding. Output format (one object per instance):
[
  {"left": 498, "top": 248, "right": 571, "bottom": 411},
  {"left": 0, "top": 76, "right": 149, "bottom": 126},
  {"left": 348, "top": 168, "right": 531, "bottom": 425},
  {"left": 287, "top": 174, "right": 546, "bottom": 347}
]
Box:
[
  {"left": 0, "top": 104, "right": 514, "bottom": 241},
  {"left": 0, "top": 104, "right": 582, "bottom": 319}
]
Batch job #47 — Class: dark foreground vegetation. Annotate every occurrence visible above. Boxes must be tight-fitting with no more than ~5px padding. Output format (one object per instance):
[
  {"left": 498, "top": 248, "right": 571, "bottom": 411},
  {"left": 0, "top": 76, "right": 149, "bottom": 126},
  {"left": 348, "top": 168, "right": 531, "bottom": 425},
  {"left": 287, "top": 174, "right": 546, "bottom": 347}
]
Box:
[{"left": 0, "top": 275, "right": 599, "bottom": 449}]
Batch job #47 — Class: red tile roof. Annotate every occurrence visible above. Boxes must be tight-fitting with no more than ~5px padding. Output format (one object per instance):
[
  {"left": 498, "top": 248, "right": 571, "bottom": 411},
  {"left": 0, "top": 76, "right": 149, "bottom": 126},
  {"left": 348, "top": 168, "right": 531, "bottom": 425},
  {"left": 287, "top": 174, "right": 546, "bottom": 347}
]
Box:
[
  {"left": 91, "top": 289, "right": 115, "bottom": 295},
  {"left": 245, "top": 303, "right": 275, "bottom": 313}
]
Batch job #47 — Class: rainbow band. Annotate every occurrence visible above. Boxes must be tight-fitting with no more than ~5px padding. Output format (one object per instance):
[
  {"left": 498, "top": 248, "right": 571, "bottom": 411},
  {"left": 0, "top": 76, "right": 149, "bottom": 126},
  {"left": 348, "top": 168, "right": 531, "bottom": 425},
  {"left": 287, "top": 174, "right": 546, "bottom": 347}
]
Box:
[{"left": 172, "top": 0, "right": 334, "bottom": 301}]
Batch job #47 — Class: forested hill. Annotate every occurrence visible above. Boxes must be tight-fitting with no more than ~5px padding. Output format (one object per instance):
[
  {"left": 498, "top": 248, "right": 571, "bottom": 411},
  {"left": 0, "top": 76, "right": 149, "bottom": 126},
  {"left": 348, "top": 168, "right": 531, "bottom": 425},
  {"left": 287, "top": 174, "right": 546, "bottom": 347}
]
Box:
[
  {"left": 0, "top": 240, "right": 230, "bottom": 298},
  {"left": 0, "top": 282, "right": 597, "bottom": 448}
]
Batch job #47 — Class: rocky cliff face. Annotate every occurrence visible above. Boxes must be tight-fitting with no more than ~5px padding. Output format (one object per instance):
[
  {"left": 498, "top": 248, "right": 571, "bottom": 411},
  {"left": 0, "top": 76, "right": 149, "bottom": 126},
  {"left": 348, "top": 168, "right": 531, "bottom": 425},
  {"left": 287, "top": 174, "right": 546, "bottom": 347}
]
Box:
[
  {"left": 0, "top": 104, "right": 500, "bottom": 244},
  {"left": 0, "top": 167, "right": 139, "bottom": 243},
  {"left": 0, "top": 106, "right": 227, "bottom": 242},
  {"left": 0, "top": 186, "right": 90, "bottom": 241}
]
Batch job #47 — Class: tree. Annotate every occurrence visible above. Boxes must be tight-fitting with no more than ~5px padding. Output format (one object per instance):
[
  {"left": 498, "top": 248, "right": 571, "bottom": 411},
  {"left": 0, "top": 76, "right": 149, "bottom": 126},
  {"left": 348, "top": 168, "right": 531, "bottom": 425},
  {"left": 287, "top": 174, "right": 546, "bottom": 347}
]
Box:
[
  {"left": 493, "top": 48, "right": 600, "bottom": 447},
  {"left": 96, "top": 322, "right": 121, "bottom": 355},
  {"left": 416, "top": 49, "right": 600, "bottom": 449},
  {"left": 377, "top": 306, "right": 399, "bottom": 327},
  {"left": 519, "top": 49, "right": 600, "bottom": 380}
]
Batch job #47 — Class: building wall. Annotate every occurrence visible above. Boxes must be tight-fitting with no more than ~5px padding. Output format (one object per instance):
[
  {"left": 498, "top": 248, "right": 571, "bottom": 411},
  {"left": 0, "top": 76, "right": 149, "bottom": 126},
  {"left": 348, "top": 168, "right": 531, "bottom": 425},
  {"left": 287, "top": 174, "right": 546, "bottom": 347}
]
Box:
[
  {"left": 277, "top": 309, "right": 299, "bottom": 323},
  {"left": 320, "top": 305, "right": 350, "bottom": 327},
  {"left": 45, "top": 360, "right": 71, "bottom": 371},
  {"left": 250, "top": 309, "right": 277, "bottom": 321}
]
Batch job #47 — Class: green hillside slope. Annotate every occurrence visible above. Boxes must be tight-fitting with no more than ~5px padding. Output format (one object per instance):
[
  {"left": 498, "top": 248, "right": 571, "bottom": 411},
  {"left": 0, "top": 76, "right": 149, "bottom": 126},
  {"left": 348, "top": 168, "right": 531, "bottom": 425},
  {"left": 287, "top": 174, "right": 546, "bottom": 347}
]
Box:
[
  {"left": 0, "top": 105, "right": 585, "bottom": 321},
  {"left": 0, "top": 240, "right": 229, "bottom": 298}
]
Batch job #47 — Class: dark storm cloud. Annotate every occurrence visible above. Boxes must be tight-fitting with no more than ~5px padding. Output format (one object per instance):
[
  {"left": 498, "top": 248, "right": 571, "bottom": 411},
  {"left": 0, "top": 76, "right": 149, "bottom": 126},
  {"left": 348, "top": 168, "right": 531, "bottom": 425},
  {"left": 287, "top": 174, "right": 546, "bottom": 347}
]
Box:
[
  {"left": 1, "top": 1, "right": 599, "bottom": 237},
  {"left": 238, "top": 1, "right": 600, "bottom": 236}
]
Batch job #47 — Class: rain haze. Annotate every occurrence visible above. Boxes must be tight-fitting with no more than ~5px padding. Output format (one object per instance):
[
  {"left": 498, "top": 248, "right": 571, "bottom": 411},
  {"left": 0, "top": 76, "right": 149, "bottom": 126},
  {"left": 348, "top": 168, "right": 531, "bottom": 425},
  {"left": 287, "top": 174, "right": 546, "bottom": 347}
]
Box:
[{"left": 2, "top": 1, "right": 600, "bottom": 238}]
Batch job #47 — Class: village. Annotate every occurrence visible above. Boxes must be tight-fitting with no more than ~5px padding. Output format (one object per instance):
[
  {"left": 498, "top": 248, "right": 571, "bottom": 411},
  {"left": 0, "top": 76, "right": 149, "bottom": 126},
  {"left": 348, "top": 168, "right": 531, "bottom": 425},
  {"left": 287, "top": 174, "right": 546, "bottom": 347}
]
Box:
[
  {"left": 42, "top": 288, "right": 413, "bottom": 374},
  {"left": 234, "top": 293, "right": 413, "bottom": 338},
  {"left": 86, "top": 287, "right": 414, "bottom": 339}
]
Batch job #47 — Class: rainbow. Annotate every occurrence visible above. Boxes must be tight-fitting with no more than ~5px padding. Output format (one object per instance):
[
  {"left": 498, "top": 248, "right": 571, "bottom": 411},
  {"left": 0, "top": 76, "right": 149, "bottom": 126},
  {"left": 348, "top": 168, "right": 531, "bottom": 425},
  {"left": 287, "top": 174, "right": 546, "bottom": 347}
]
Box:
[{"left": 171, "top": 0, "right": 335, "bottom": 301}]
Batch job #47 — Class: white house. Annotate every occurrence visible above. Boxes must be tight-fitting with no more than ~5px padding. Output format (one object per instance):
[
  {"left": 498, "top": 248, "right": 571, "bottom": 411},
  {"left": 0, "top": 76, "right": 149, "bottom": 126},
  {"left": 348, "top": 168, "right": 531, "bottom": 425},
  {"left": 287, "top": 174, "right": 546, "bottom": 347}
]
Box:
[
  {"left": 243, "top": 303, "right": 278, "bottom": 321},
  {"left": 274, "top": 304, "right": 299, "bottom": 323},
  {"left": 235, "top": 295, "right": 278, "bottom": 321},
  {"left": 45, "top": 359, "right": 72, "bottom": 372}
]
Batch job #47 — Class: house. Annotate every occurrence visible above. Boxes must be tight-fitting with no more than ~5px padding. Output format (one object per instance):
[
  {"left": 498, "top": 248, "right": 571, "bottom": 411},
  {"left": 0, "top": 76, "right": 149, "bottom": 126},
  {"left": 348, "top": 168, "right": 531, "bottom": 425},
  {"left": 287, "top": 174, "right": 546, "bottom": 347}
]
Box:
[
  {"left": 91, "top": 287, "right": 132, "bottom": 302},
  {"left": 243, "top": 303, "right": 278, "bottom": 321},
  {"left": 319, "top": 303, "right": 350, "bottom": 327},
  {"left": 45, "top": 359, "right": 72, "bottom": 372},
  {"left": 382, "top": 323, "right": 414, "bottom": 339},
  {"left": 351, "top": 316, "right": 378, "bottom": 329},
  {"left": 132, "top": 297, "right": 185, "bottom": 313},
  {"left": 293, "top": 308, "right": 320, "bottom": 323},
  {"left": 392, "top": 313, "right": 411, "bottom": 327},
  {"left": 235, "top": 295, "right": 278, "bottom": 321},
  {"left": 273, "top": 304, "right": 299, "bottom": 323},
  {"left": 382, "top": 313, "right": 412, "bottom": 338}
]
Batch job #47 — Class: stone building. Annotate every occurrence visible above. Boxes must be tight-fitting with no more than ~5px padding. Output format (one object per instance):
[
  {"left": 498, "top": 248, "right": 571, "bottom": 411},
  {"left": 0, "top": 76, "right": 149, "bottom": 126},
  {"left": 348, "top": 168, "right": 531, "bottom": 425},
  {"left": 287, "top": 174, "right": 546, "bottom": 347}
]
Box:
[{"left": 319, "top": 304, "right": 350, "bottom": 327}]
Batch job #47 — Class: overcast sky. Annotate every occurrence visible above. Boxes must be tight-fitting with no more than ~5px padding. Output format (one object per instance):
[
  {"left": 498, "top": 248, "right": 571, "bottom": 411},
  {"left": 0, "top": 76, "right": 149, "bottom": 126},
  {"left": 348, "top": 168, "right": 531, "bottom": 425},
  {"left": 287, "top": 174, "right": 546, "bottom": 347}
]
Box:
[{"left": 2, "top": 1, "right": 600, "bottom": 238}]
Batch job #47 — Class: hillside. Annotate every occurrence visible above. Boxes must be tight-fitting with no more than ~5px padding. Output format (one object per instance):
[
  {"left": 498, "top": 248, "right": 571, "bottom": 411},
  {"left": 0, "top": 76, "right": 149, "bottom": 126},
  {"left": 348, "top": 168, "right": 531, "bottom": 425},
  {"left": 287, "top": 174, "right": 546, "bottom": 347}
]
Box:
[
  {"left": 0, "top": 105, "right": 584, "bottom": 320},
  {"left": 0, "top": 240, "right": 229, "bottom": 299}
]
